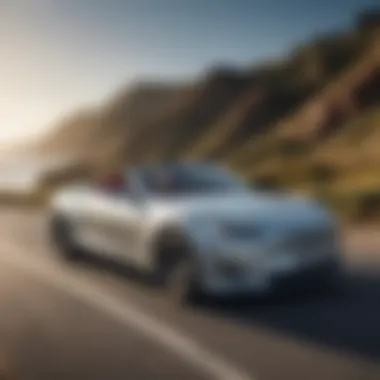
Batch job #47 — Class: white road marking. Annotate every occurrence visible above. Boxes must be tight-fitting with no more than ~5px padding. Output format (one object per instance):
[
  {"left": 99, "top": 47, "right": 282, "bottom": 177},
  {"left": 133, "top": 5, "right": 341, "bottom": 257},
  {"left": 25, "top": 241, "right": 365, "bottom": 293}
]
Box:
[{"left": 0, "top": 240, "right": 255, "bottom": 380}]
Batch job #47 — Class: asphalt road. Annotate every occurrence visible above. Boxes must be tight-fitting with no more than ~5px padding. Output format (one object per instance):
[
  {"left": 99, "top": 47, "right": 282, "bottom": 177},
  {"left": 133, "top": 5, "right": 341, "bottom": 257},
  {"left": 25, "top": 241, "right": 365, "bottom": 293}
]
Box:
[{"left": 0, "top": 209, "right": 380, "bottom": 380}]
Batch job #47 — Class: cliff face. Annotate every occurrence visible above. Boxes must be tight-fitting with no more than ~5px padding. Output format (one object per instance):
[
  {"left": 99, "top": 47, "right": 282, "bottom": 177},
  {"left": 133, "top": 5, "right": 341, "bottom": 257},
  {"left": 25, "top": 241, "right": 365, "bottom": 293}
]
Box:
[
  {"left": 27, "top": 11, "right": 380, "bottom": 218},
  {"left": 36, "top": 14, "right": 380, "bottom": 165}
]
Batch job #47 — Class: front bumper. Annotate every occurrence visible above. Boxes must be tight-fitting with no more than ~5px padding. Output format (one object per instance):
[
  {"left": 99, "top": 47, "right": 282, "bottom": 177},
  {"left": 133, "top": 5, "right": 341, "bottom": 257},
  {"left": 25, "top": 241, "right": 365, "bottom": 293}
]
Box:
[
  {"left": 200, "top": 255, "right": 342, "bottom": 297},
  {"left": 270, "top": 259, "right": 341, "bottom": 293}
]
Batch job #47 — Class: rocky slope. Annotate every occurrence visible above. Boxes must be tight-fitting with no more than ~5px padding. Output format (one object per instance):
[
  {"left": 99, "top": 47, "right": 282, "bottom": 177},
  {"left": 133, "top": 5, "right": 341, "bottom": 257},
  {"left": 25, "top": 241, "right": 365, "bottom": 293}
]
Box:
[{"left": 29, "top": 11, "right": 380, "bottom": 219}]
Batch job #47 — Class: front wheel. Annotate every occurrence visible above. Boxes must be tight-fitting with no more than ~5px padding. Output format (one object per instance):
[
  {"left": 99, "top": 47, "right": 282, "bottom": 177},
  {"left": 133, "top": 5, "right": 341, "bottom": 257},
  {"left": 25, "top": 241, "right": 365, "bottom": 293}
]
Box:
[
  {"left": 156, "top": 253, "right": 203, "bottom": 306},
  {"left": 167, "top": 258, "right": 203, "bottom": 306}
]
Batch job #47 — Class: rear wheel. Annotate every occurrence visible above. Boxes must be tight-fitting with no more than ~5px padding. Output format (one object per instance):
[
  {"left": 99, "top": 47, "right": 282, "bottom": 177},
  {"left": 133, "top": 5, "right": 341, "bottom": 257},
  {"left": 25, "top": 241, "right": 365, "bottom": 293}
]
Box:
[{"left": 50, "top": 214, "right": 84, "bottom": 262}]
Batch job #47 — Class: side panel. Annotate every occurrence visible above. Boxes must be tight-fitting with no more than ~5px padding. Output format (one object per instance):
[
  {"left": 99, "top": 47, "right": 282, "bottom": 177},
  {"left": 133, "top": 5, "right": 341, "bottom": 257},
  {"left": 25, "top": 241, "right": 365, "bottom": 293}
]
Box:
[{"left": 91, "top": 193, "right": 144, "bottom": 264}]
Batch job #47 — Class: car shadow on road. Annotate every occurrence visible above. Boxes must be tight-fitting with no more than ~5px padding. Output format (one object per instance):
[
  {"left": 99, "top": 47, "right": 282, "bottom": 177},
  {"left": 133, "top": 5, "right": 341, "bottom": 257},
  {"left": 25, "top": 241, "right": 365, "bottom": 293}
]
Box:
[
  {"left": 76, "top": 252, "right": 380, "bottom": 363},
  {"left": 199, "top": 268, "right": 380, "bottom": 363}
]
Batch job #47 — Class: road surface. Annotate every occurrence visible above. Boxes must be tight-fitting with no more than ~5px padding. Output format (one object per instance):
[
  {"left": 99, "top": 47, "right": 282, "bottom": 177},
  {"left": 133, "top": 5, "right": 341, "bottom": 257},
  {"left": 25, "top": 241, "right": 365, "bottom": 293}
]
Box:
[{"left": 0, "top": 209, "right": 379, "bottom": 380}]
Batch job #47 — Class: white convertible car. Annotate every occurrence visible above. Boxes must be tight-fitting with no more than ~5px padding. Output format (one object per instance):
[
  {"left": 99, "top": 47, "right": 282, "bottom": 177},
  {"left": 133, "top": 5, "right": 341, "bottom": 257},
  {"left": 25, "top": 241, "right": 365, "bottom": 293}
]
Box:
[{"left": 49, "top": 162, "right": 343, "bottom": 304}]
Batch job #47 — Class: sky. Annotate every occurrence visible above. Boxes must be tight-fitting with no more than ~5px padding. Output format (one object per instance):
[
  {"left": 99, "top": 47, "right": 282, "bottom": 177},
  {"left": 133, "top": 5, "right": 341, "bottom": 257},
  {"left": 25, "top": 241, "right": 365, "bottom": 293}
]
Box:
[{"left": 0, "top": 0, "right": 379, "bottom": 145}]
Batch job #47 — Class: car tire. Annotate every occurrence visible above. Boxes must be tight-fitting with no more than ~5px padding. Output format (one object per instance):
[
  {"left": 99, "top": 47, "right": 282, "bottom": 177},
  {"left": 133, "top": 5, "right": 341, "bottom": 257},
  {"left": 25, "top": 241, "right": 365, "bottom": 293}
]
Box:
[
  {"left": 155, "top": 249, "right": 203, "bottom": 306},
  {"left": 50, "top": 215, "right": 84, "bottom": 262},
  {"left": 165, "top": 257, "right": 203, "bottom": 306}
]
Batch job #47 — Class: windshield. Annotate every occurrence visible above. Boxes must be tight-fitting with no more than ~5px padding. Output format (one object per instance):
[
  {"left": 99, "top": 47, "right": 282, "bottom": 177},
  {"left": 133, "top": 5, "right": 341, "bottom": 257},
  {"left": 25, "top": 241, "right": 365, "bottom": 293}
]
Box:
[{"left": 137, "top": 163, "right": 246, "bottom": 196}]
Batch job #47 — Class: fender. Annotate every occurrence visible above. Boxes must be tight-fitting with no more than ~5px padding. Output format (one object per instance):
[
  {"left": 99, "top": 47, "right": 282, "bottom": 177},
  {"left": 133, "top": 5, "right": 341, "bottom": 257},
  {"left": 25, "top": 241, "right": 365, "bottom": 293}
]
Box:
[{"left": 147, "top": 223, "right": 200, "bottom": 272}]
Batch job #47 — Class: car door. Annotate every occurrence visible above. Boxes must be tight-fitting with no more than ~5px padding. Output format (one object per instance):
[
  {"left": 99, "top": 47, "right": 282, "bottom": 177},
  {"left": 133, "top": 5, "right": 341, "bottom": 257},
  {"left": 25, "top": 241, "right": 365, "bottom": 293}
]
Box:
[
  {"left": 67, "top": 185, "right": 116, "bottom": 256},
  {"left": 91, "top": 172, "right": 145, "bottom": 265}
]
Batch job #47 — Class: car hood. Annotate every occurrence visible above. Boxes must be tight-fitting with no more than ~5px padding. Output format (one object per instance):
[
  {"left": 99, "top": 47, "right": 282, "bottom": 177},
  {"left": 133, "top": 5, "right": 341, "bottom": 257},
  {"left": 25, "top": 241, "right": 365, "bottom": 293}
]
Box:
[{"left": 146, "top": 191, "right": 334, "bottom": 228}]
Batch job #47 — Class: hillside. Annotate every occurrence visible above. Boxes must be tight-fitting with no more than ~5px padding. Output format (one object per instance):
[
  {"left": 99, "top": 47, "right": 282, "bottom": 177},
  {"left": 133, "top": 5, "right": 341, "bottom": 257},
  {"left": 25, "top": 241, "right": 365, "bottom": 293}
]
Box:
[{"left": 30, "top": 10, "right": 380, "bottom": 219}]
